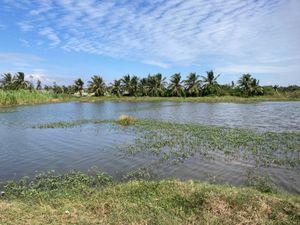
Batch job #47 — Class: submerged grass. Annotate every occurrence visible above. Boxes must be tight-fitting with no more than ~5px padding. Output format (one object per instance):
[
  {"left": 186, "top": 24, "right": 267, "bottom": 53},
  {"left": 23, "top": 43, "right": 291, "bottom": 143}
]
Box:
[
  {"left": 32, "top": 119, "right": 112, "bottom": 128},
  {"left": 128, "top": 120, "right": 300, "bottom": 167},
  {"left": 32, "top": 118, "right": 300, "bottom": 167},
  {"left": 0, "top": 171, "right": 299, "bottom": 225}
]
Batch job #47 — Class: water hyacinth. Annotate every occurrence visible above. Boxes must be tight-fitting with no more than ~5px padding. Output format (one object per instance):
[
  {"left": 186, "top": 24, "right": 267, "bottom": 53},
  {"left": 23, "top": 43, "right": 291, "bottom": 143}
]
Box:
[{"left": 128, "top": 120, "right": 300, "bottom": 167}]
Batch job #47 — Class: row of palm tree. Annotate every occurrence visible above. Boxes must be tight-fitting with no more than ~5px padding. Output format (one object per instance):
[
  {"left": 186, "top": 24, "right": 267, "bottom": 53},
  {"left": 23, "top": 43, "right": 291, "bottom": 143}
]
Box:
[{"left": 0, "top": 71, "right": 270, "bottom": 97}]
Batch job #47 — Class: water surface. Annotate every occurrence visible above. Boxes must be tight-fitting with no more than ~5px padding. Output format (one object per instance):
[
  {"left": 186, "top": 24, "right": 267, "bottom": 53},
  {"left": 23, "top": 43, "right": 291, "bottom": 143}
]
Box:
[{"left": 0, "top": 101, "right": 299, "bottom": 193}]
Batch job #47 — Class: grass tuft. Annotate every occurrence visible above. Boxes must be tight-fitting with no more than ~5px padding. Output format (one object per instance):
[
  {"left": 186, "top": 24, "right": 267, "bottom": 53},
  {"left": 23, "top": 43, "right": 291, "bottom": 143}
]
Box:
[{"left": 117, "top": 115, "right": 137, "bottom": 126}]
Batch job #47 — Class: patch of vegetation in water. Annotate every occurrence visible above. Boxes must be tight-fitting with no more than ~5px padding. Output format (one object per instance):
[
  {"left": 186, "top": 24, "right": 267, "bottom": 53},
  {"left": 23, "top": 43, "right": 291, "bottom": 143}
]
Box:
[
  {"left": 0, "top": 170, "right": 299, "bottom": 225},
  {"left": 128, "top": 120, "right": 300, "bottom": 167},
  {"left": 32, "top": 119, "right": 112, "bottom": 128},
  {"left": 32, "top": 118, "right": 300, "bottom": 167},
  {"left": 245, "top": 169, "right": 278, "bottom": 193},
  {"left": 117, "top": 115, "right": 137, "bottom": 126},
  {"left": 0, "top": 108, "right": 18, "bottom": 113}
]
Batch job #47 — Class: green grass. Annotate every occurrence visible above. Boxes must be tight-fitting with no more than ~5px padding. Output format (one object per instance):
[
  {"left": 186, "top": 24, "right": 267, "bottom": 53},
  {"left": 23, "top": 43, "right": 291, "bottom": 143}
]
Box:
[
  {"left": 0, "top": 171, "right": 299, "bottom": 225},
  {"left": 1, "top": 90, "right": 300, "bottom": 107},
  {"left": 32, "top": 119, "right": 111, "bottom": 128},
  {"left": 0, "top": 90, "right": 74, "bottom": 106},
  {"left": 77, "top": 95, "right": 300, "bottom": 103}
]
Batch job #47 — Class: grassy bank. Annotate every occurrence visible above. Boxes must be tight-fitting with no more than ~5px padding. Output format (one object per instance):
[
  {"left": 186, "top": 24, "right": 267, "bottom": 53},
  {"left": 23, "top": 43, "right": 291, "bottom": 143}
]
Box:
[
  {"left": 92, "top": 95, "right": 300, "bottom": 103},
  {"left": 1, "top": 90, "right": 300, "bottom": 107},
  {"left": 0, "top": 90, "right": 74, "bottom": 106},
  {"left": 0, "top": 171, "right": 299, "bottom": 225}
]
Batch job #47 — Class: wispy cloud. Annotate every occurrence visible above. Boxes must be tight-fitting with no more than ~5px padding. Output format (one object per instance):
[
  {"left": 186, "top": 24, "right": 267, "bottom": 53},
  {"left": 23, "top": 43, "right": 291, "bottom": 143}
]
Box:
[
  {"left": 39, "top": 27, "right": 61, "bottom": 46},
  {"left": 0, "top": 23, "right": 6, "bottom": 30},
  {"left": 4, "top": 0, "right": 300, "bottom": 81},
  {"left": 142, "top": 60, "right": 170, "bottom": 69},
  {"left": 0, "top": 52, "right": 43, "bottom": 62}
]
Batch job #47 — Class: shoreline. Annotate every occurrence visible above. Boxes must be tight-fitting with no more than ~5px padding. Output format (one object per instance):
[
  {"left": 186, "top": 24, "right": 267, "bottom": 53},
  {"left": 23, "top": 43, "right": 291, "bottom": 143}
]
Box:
[{"left": 1, "top": 95, "right": 300, "bottom": 108}]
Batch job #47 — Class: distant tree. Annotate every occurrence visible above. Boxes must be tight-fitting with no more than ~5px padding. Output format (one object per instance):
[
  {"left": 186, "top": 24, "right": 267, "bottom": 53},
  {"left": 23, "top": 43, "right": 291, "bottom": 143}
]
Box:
[
  {"left": 184, "top": 73, "right": 201, "bottom": 97},
  {"left": 74, "top": 78, "right": 84, "bottom": 96},
  {"left": 53, "top": 82, "right": 63, "bottom": 94},
  {"left": 131, "top": 75, "right": 139, "bottom": 96},
  {"left": 273, "top": 85, "right": 279, "bottom": 94},
  {"left": 168, "top": 73, "right": 185, "bottom": 97},
  {"left": 44, "top": 85, "right": 50, "bottom": 91},
  {"left": 110, "top": 79, "right": 122, "bottom": 97},
  {"left": 67, "top": 85, "right": 76, "bottom": 94},
  {"left": 121, "top": 75, "right": 139, "bottom": 96},
  {"left": 61, "top": 85, "right": 68, "bottom": 94},
  {"left": 121, "top": 75, "right": 131, "bottom": 96},
  {"left": 14, "top": 72, "right": 30, "bottom": 90},
  {"left": 202, "top": 70, "right": 220, "bottom": 96},
  {"left": 139, "top": 77, "right": 149, "bottom": 96},
  {"left": 0, "top": 73, "right": 14, "bottom": 90},
  {"left": 251, "top": 78, "right": 263, "bottom": 96},
  {"left": 88, "top": 75, "right": 106, "bottom": 96},
  {"left": 238, "top": 74, "right": 263, "bottom": 96},
  {"left": 36, "top": 80, "right": 42, "bottom": 90},
  {"left": 147, "top": 73, "right": 166, "bottom": 97}
]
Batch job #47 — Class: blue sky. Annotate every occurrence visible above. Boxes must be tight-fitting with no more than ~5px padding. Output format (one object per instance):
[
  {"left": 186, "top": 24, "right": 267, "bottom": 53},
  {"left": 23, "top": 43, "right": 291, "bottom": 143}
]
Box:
[{"left": 0, "top": 0, "right": 299, "bottom": 86}]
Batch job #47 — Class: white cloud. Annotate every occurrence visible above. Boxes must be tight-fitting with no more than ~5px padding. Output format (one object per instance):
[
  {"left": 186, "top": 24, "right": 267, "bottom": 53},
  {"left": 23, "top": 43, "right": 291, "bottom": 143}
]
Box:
[
  {"left": 4, "top": 0, "right": 300, "bottom": 83},
  {"left": 142, "top": 60, "right": 170, "bottom": 69},
  {"left": 0, "top": 53, "right": 43, "bottom": 62},
  {"left": 39, "top": 27, "right": 61, "bottom": 46}
]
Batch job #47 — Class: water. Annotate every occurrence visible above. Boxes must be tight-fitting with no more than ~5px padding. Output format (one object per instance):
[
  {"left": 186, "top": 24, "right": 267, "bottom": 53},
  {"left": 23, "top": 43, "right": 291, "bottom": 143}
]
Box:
[{"left": 0, "top": 101, "right": 299, "bottom": 193}]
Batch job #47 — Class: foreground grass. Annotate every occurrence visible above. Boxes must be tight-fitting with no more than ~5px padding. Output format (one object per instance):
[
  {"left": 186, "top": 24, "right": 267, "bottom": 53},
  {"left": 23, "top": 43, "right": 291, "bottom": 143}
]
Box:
[
  {"left": 1, "top": 90, "right": 300, "bottom": 107},
  {"left": 0, "top": 171, "right": 299, "bottom": 225}
]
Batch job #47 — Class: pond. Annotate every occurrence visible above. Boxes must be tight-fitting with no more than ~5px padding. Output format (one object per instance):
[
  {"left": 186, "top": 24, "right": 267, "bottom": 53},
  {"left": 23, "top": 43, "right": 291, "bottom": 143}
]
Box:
[{"left": 0, "top": 101, "right": 299, "bottom": 193}]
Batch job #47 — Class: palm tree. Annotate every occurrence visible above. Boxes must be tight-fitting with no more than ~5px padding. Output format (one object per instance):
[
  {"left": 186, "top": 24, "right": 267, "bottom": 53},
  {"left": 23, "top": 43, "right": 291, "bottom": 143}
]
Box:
[
  {"left": 251, "top": 78, "right": 263, "bottom": 96},
  {"left": 130, "top": 75, "right": 139, "bottom": 96},
  {"left": 237, "top": 74, "right": 253, "bottom": 96},
  {"left": 238, "top": 74, "right": 263, "bottom": 96},
  {"left": 202, "top": 70, "right": 220, "bottom": 96},
  {"left": 74, "top": 78, "right": 84, "bottom": 96},
  {"left": 273, "top": 85, "right": 279, "bottom": 94},
  {"left": 139, "top": 77, "right": 149, "bottom": 96},
  {"left": 36, "top": 80, "right": 42, "bottom": 90},
  {"left": 146, "top": 73, "right": 166, "bottom": 97},
  {"left": 0, "top": 73, "right": 14, "bottom": 89},
  {"left": 110, "top": 79, "right": 122, "bottom": 97},
  {"left": 184, "top": 73, "right": 201, "bottom": 97},
  {"left": 14, "top": 72, "right": 30, "bottom": 90},
  {"left": 88, "top": 75, "right": 106, "bottom": 96},
  {"left": 121, "top": 75, "right": 131, "bottom": 96},
  {"left": 168, "top": 73, "right": 184, "bottom": 97}
]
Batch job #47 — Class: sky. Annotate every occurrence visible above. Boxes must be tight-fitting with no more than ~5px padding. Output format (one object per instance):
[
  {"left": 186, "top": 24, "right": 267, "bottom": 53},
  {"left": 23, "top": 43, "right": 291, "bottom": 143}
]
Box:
[{"left": 0, "top": 0, "right": 299, "bottom": 86}]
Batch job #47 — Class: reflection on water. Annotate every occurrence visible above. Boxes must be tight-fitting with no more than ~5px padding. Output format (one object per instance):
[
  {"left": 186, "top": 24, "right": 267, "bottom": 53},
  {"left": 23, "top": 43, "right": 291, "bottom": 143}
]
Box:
[{"left": 0, "top": 101, "right": 299, "bottom": 193}]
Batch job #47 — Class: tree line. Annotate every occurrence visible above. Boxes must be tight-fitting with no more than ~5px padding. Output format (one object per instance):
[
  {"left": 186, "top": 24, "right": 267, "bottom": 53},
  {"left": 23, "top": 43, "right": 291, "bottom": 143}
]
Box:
[{"left": 0, "top": 71, "right": 299, "bottom": 97}]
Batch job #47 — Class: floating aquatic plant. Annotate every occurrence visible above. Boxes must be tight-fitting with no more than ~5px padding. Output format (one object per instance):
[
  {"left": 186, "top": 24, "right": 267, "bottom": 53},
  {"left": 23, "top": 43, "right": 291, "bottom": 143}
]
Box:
[{"left": 128, "top": 120, "right": 300, "bottom": 167}]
